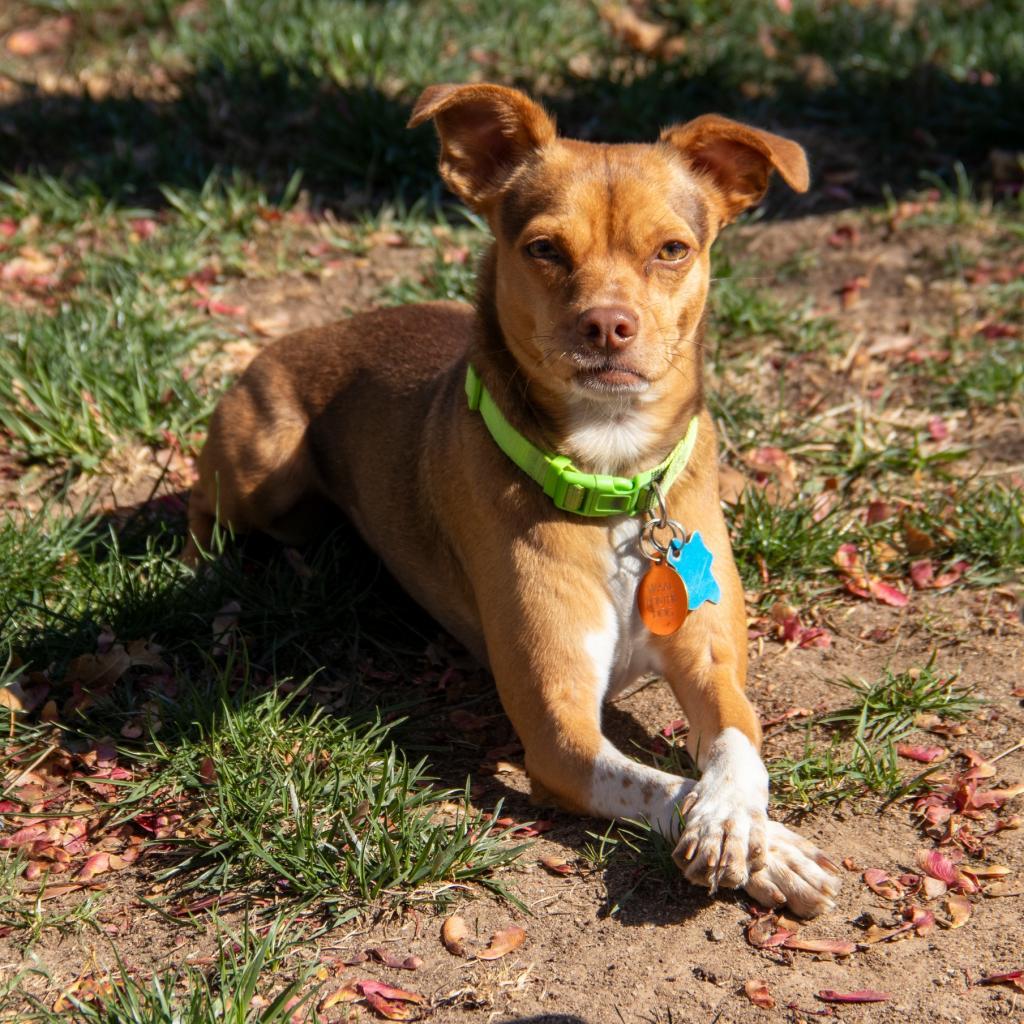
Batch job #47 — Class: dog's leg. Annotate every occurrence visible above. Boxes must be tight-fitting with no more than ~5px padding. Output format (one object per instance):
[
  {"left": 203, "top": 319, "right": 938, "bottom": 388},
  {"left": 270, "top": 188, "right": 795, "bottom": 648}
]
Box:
[
  {"left": 658, "top": 560, "right": 840, "bottom": 917},
  {"left": 481, "top": 579, "right": 695, "bottom": 834}
]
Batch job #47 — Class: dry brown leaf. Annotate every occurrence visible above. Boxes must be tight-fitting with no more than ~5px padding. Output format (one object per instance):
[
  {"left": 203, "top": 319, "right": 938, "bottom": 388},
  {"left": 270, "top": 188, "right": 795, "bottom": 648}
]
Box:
[
  {"left": 441, "top": 914, "right": 469, "bottom": 957},
  {"left": 319, "top": 985, "right": 360, "bottom": 1011},
  {"left": 743, "top": 979, "right": 775, "bottom": 1009},
  {"left": 599, "top": 4, "right": 666, "bottom": 54},
  {"left": 965, "top": 865, "right": 1011, "bottom": 878},
  {"left": 945, "top": 894, "right": 972, "bottom": 929},
  {"left": 781, "top": 935, "right": 856, "bottom": 956},
  {"left": 477, "top": 925, "right": 526, "bottom": 960},
  {"left": 539, "top": 856, "right": 573, "bottom": 876},
  {"left": 983, "top": 881, "right": 1024, "bottom": 897}
]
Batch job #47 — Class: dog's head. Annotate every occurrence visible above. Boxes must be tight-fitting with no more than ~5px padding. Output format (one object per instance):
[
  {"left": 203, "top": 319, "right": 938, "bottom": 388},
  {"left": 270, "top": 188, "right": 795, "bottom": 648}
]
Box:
[{"left": 409, "top": 83, "right": 807, "bottom": 411}]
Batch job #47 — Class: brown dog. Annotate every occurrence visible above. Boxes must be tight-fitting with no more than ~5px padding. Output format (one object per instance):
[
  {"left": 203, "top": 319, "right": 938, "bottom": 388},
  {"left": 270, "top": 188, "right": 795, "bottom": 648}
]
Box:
[{"left": 186, "top": 83, "right": 840, "bottom": 916}]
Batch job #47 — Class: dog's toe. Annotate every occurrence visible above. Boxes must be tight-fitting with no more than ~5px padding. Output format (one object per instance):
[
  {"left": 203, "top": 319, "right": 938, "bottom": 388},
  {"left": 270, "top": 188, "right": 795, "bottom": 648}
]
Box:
[
  {"left": 745, "top": 820, "right": 841, "bottom": 918},
  {"left": 672, "top": 785, "right": 768, "bottom": 892}
]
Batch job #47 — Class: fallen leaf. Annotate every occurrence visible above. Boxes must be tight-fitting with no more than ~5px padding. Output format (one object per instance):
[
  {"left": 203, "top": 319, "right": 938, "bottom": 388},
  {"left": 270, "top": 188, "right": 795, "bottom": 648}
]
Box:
[
  {"left": 945, "top": 894, "right": 972, "bottom": 928},
  {"left": 861, "top": 922, "right": 912, "bottom": 944},
  {"left": 978, "top": 970, "right": 1024, "bottom": 991},
  {"left": 362, "top": 992, "right": 418, "bottom": 1020},
  {"left": 356, "top": 980, "right": 425, "bottom": 1004},
  {"left": 449, "top": 709, "right": 489, "bottom": 731},
  {"left": 905, "top": 905, "right": 935, "bottom": 936},
  {"left": 863, "top": 868, "right": 904, "bottom": 900},
  {"left": 746, "top": 913, "right": 794, "bottom": 948},
  {"left": 964, "top": 865, "right": 1011, "bottom": 878},
  {"left": 539, "top": 856, "right": 573, "bottom": 876},
  {"left": 441, "top": 915, "right": 469, "bottom": 957},
  {"left": 198, "top": 756, "right": 217, "bottom": 785},
  {"left": 319, "top": 985, "right": 361, "bottom": 1010},
  {"left": 75, "top": 852, "right": 110, "bottom": 882},
  {"left": 744, "top": 979, "right": 775, "bottom": 1009},
  {"left": 6, "top": 17, "right": 72, "bottom": 57},
  {"left": 477, "top": 925, "right": 526, "bottom": 960},
  {"left": 916, "top": 849, "right": 962, "bottom": 888},
  {"left": 817, "top": 989, "right": 891, "bottom": 1003},
  {"left": 367, "top": 949, "right": 422, "bottom": 971},
  {"left": 896, "top": 743, "right": 946, "bottom": 763},
  {"left": 983, "top": 881, "right": 1024, "bottom": 897},
  {"left": 782, "top": 936, "right": 856, "bottom": 956}
]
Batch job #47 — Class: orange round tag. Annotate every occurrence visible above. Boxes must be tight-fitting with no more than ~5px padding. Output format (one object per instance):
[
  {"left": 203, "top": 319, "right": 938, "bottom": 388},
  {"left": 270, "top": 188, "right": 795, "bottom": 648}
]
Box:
[{"left": 637, "top": 562, "right": 688, "bottom": 636}]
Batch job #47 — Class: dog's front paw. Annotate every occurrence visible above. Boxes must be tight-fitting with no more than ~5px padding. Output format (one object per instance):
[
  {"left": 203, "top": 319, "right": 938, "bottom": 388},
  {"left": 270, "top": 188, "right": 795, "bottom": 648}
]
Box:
[
  {"left": 670, "top": 727, "right": 770, "bottom": 891},
  {"left": 671, "top": 780, "right": 768, "bottom": 892},
  {"left": 744, "top": 819, "right": 841, "bottom": 918}
]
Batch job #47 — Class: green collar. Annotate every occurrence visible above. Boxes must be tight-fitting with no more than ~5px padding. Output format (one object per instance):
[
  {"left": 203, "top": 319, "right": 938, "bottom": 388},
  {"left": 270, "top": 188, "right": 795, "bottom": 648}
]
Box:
[{"left": 465, "top": 364, "right": 699, "bottom": 517}]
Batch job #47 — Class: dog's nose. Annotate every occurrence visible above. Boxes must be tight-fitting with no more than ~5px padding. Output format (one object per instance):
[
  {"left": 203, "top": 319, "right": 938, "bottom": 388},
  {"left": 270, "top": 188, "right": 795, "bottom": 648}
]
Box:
[{"left": 576, "top": 306, "right": 639, "bottom": 351}]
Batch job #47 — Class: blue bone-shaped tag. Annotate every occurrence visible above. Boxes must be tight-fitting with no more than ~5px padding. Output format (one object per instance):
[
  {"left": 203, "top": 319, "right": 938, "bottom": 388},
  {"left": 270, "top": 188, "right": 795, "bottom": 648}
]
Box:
[{"left": 667, "top": 532, "right": 721, "bottom": 611}]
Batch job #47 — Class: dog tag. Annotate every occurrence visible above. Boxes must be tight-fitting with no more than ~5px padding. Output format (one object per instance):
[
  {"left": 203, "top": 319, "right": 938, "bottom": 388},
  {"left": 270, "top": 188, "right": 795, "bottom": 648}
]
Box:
[
  {"left": 668, "top": 531, "right": 721, "bottom": 611},
  {"left": 637, "top": 562, "right": 689, "bottom": 636}
]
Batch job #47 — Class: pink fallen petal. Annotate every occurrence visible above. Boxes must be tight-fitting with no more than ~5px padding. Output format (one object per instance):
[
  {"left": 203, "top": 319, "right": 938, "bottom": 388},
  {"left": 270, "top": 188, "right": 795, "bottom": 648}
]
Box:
[
  {"left": 896, "top": 744, "right": 946, "bottom": 763},
  {"left": 75, "top": 852, "right": 110, "bottom": 881},
  {"left": 355, "top": 980, "right": 425, "bottom": 1004},
  {"left": 869, "top": 579, "right": 909, "bottom": 607},
  {"left": 910, "top": 560, "right": 935, "bottom": 590},
  {"left": 863, "top": 868, "right": 904, "bottom": 901},
  {"left": 927, "top": 416, "right": 949, "bottom": 441},
  {"left": 818, "top": 990, "right": 891, "bottom": 1003},
  {"left": 834, "top": 543, "right": 862, "bottom": 573},
  {"left": 931, "top": 560, "right": 970, "bottom": 588},
  {"left": 916, "top": 849, "right": 960, "bottom": 885}
]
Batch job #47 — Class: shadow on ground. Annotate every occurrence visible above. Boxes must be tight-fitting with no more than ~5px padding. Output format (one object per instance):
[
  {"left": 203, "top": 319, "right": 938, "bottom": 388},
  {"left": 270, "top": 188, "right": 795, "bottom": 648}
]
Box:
[{"left": 3, "top": 55, "right": 1021, "bottom": 214}]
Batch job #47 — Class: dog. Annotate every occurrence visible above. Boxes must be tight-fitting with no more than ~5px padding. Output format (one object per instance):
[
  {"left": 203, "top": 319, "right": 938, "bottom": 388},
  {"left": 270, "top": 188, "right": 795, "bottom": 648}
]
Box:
[{"left": 185, "top": 83, "right": 840, "bottom": 917}]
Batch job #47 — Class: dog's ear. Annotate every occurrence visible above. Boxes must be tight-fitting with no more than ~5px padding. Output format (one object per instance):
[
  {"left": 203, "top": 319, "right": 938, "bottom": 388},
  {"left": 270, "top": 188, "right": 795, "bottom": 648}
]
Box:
[
  {"left": 408, "top": 83, "right": 556, "bottom": 210},
  {"left": 660, "top": 115, "right": 809, "bottom": 223}
]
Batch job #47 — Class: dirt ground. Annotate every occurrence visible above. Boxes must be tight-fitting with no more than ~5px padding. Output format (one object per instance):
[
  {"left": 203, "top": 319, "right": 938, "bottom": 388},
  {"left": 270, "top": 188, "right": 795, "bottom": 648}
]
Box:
[{"left": 8, "top": 592, "right": 1022, "bottom": 1024}]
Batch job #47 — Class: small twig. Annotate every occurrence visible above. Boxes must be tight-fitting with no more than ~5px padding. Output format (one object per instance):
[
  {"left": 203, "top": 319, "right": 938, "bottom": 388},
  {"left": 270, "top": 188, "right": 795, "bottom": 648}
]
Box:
[
  {"left": 2, "top": 743, "right": 58, "bottom": 798},
  {"left": 991, "top": 737, "right": 1024, "bottom": 764}
]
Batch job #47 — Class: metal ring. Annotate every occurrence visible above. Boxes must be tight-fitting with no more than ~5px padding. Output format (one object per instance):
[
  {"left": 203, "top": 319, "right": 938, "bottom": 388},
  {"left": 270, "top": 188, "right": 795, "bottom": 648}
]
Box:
[
  {"left": 639, "top": 516, "right": 687, "bottom": 561},
  {"left": 650, "top": 480, "right": 669, "bottom": 528}
]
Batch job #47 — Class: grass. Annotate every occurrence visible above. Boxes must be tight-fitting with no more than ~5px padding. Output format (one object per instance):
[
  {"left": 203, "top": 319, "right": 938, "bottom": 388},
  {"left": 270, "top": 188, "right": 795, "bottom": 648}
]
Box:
[
  {"left": 772, "top": 660, "right": 980, "bottom": 807},
  {"left": 127, "top": 678, "right": 525, "bottom": 923},
  {"left": 0, "top": 283, "right": 213, "bottom": 469},
  {"left": 16, "top": 917, "right": 319, "bottom": 1024},
  {"left": 819, "top": 660, "right": 980, "bottom": 744}
]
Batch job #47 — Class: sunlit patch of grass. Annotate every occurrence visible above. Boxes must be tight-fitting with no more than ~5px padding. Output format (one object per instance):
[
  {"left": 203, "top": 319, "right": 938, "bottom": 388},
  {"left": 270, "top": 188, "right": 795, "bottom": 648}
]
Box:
[
  {"left": 820, "top": 660, "right": 980, "bottom": 743},
  {"left": 117, "top": 678, "right": 526, "bottom": 924},
  {"left": 727, "top": 486, "right": 842, "bottom": 593},
  {"left": 20, "top": 916, "right": 318, "bottom": 1024},
  {"left": 868, "top": 480, "right": 1024, "bottom": 586},
  {"left": 0, "top": 284, "right": 213, "bottom": 469},
  {"left": 771, "top": 659, "right": 980, "bottom": 808}
]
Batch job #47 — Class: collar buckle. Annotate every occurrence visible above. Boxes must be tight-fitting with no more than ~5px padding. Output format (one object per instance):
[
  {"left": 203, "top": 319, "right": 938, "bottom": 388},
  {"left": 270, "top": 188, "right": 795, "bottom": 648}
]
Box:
[{"left": 544, "top": 458, "right": 647, "bottom": 516}]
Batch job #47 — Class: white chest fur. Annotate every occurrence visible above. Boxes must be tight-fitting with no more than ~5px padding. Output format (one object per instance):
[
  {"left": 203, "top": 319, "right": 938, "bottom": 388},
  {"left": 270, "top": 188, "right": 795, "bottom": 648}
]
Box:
[
  {"left": 600, "top": 516, "right": 661, "bottom": 697},
  {"left": 564, "top": 397, "right": 660, "bottom": 476}
]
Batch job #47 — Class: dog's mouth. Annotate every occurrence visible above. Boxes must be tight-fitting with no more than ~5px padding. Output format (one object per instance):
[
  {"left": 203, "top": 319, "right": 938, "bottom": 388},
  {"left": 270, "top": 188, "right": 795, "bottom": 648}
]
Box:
[{"left": 573, "top": 363, "right": 650, "bottom": 394}]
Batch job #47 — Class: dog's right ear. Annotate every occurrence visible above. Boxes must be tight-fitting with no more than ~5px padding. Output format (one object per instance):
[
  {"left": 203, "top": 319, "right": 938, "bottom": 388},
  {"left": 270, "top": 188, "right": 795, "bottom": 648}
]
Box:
[{"left": 408, "top": 83, "right": 556, "bottom": 211}]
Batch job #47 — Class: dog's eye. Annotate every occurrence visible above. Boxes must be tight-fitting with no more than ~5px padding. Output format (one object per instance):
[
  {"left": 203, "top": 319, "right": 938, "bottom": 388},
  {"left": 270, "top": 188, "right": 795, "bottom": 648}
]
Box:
[
  {"left": 657, "top": 241, "right": 690, "bottom": 262},
  {"left": 525, "top": 238, "right": 560, "bottom": 261}
]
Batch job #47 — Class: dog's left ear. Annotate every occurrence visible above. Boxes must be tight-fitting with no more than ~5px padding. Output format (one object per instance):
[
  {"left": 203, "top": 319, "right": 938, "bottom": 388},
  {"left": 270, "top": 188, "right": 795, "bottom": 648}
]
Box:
[
  {"left": 408, "top": 83, "right": 556, "bottom": 211},
  {"left": 661, "top": 115, "right": 809, "bottom": 223}
]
